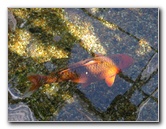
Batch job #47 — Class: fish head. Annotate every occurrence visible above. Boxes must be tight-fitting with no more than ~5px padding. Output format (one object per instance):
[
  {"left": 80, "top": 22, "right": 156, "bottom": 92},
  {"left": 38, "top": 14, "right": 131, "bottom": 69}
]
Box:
[{"left": 110, "top": 54, "right": 134, "bottom": 70}]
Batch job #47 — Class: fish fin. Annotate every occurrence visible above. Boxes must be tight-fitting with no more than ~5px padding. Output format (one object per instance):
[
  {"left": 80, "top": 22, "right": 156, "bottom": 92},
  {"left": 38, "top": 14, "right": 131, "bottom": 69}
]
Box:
[
  {"left": 27, "top": 75, "right": 43, "bottom": 89},
  {"left": 67, "top": 54, "right": 102, "bottom": 70},
  {"left": 84, "top": 60, "right": 98, "bottom": 66},
  {"left": 84, "top": 58, "right": 103, "bottom": 67},
  {"left": 23, "top": 75, "right": 44, "bottom": 98},
  {"left": 72, "top": 76, "right": 87, "bottom": 83},
  {"left": 110, "top": 54, "right": 134, "bottom": 70},
  {"left": 105, "top": 75, "right": 116, "bottom": 87},
  {"left": 22, "top": 86, "right": 36, "bottom": 98}
]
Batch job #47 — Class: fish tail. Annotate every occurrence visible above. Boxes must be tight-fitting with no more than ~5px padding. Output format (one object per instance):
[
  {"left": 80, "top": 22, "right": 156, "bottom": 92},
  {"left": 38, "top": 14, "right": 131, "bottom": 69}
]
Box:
[{"left": 23, "top": 74, "right": 54, "bottom": 98}]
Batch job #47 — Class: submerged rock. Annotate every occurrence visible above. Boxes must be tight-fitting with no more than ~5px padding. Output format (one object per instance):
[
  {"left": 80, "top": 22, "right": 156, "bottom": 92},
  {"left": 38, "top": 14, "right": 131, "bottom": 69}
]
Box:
[
  {"left": 8, "top": 10, "right": 17, "bottom": 32},
  {"left": 8, "top": 102, "right": 36, "bottom": 121}
]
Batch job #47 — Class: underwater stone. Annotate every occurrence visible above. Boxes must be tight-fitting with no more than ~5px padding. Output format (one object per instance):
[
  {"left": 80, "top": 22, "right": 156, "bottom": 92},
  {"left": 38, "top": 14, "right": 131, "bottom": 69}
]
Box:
[
  {"left": 8, "top": 10, "right": 17, "bottom": 32},
  {"left": 141, "top": 53, "right": 158, "bottom": 80},
  {"left": 8, "top": 102, "right": 36, "bottom": 121}
]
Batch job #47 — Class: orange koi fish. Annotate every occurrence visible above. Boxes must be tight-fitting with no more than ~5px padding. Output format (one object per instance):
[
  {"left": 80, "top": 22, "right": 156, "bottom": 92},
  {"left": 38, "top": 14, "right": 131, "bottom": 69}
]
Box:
[{"left": 24, "top": 54, "right": 133, "bottom": 97}]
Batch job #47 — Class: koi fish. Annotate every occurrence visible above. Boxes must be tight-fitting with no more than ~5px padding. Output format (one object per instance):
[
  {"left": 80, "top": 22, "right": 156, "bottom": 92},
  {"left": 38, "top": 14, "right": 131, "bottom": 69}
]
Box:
[{"left": 24, "top": 54, "right": 133, "bottom": 97}]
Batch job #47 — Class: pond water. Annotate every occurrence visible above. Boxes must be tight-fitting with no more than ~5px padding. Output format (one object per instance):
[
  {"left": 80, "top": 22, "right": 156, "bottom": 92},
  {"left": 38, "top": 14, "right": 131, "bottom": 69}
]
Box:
[{"left": 8, "top": 8, "right": 158, "bottom": 122}]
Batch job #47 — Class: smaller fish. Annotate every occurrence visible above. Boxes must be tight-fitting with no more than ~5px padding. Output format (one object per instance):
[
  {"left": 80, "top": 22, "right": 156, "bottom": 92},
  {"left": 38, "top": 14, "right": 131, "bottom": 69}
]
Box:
[{"left": 23, "top": 53, "right": 133, "bottom": 97}]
